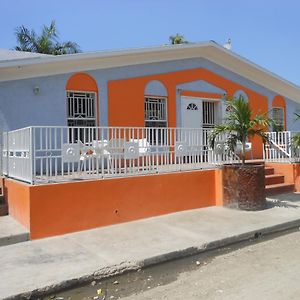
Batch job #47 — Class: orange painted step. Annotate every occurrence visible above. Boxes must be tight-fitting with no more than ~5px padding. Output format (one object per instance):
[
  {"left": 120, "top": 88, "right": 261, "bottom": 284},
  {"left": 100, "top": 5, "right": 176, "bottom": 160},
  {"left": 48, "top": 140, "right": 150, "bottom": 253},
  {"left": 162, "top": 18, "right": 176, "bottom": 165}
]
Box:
[
  {"left": 265, "top": 167, "right": 275, "bottom": 175},
  {"left": 265, "top": 183, "right": 295, "bottom": 196},
  {"left": 265, "top": 174, "right": 285, "bottom": 185}
]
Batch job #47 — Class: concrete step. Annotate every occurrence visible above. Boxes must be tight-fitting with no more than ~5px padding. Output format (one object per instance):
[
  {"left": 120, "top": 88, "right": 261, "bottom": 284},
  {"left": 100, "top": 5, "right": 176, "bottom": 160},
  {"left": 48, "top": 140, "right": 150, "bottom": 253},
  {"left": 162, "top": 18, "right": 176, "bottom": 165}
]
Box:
[
  {"left": 265, "top": 174, "right": 285, "bottom": 185},
  {"left": 0, "top": 216, "right": 29, "bottom": 247},
  {"left": 265, "top": 167, "right": 275, "bottom": 175},
  {"left": 265, "top": 183, "right": 295, "bottom": 196}
]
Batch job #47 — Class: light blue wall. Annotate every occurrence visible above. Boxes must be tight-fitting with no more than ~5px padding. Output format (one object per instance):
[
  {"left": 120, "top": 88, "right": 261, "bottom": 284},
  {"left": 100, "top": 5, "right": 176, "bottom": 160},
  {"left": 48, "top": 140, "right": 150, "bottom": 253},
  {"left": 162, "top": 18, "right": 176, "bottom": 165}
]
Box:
[{"left": 1, "top": 56, "right": 300, "bottom": 131}]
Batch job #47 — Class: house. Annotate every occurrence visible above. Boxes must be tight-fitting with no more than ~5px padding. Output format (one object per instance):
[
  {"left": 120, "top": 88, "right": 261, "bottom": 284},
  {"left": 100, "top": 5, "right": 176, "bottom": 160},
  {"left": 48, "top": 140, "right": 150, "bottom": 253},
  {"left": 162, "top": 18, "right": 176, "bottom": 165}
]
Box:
[{"left": 1, "top": 41, "right": 300, "bottom": 239}]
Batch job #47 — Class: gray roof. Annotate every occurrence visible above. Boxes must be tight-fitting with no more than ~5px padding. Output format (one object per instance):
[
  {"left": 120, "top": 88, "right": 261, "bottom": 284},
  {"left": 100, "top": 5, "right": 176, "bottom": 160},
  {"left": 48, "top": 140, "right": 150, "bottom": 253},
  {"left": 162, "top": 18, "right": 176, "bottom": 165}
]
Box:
[{"left": 0, "top": 49, "right": 51, "bottom": 62}]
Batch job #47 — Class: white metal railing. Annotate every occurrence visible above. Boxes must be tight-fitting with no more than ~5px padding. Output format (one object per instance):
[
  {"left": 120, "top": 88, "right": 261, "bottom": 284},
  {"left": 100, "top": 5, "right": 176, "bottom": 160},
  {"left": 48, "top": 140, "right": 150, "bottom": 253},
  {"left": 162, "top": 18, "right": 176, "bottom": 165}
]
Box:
[
  {"left": 263, "top": 131, "right": 300, "bottom": 162},
  {"left": 2, "top": 127, "right": 33, "bottom": 182},
  {"left": 2, "top": 126, "right": 239, "bottom": 185}
]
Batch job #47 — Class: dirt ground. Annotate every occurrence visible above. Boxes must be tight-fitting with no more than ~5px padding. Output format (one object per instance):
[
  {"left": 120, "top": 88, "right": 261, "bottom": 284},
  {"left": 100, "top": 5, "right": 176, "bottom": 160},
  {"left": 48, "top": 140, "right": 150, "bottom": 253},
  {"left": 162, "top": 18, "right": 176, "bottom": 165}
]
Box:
[
  {"left": 122, "top": 230, "right": 300, "bottom": 300},
  {"left": 49, "top": 229, "right": 300, "bottom": 300}
]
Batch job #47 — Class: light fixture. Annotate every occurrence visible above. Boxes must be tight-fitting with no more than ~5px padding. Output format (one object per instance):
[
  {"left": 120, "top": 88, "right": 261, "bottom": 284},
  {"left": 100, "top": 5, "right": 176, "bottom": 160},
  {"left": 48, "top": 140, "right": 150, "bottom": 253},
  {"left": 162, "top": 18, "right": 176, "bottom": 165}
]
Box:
[{"left": 33, "top": 86, "right": 40, "bottom": 95}]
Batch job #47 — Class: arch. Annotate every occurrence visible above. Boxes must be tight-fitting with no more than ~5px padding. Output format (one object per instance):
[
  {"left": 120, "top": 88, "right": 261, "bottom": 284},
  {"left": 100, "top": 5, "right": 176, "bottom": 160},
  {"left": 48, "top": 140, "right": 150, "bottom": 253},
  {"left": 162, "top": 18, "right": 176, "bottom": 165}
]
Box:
[
  {"left": 66, "top": 73, "right": 98, "bottom": 92},
  {"left": 144, "top": 80, "right": 168, "bottom": 97},
  {"left": 233, "top": 89, "right": 249, "bottom": 102},
  {"left": 66, "top": 73, "right": 99, "bottom": 126},
  {"left": 272, "top": 95, "right": 286, "bottom": 130}
]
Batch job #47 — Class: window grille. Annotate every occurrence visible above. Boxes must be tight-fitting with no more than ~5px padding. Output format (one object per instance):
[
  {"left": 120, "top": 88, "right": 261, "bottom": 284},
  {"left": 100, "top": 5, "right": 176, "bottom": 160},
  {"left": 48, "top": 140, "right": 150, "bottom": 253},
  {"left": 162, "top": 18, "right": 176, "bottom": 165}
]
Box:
[
  {"left": 186, "top": 103, "right": 198, "bottom": 111},
  {"left": 144, "top": 97, "right": 167, "bottom": 144},
  {"left": 67, "top": 91, "right": 97, "bottom": 142},
  {"left": 144, "top": 97, "right": 167, "bottom": 128},
  {"left": 202, "top": 101, "right": 216, "bottom": 128},
  {"left": 272, "top": 107, "right": 284, "bottom": 128}
]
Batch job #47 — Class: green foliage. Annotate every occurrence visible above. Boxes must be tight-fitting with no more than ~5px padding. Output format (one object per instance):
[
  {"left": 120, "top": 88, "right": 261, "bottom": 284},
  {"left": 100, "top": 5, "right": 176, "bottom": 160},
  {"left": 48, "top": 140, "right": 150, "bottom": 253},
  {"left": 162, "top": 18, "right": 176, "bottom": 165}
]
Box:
[
  {"left": 15, "top": 20, "right": 80, "bottom": 55},
  {"left": 209, "top": 96, "right": 273, "bottom": 164},
  {"left": 169, "top": 33, "right": 188, "bottom": 45},
  {"left": 272, "top": 123, "right": 284, "bottom": 132},
  {"left": 292, "top": 133, "right": 300, "bottom": 148}
]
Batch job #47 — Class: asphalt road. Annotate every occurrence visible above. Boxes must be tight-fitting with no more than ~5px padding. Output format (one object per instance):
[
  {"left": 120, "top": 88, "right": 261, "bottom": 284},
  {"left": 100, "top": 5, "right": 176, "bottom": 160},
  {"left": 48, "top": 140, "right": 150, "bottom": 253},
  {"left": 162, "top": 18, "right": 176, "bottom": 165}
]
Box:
[{"left": 121, "top": 230, "right": 300, "bottom": 300}]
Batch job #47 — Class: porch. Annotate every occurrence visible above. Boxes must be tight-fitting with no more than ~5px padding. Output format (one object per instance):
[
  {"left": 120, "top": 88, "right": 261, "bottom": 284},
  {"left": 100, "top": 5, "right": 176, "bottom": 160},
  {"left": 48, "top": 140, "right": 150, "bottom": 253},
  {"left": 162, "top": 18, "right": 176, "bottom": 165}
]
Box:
[{"left": 1, "top": 126, "right": 300, "bottom": 239}]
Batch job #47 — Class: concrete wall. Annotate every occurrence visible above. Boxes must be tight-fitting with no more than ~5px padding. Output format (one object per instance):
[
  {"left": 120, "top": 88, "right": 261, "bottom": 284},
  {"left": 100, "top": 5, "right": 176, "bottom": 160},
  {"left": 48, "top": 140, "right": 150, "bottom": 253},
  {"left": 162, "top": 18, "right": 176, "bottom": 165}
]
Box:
[{"left": 0, "top": 57, "right": 300, "bottom": 131}]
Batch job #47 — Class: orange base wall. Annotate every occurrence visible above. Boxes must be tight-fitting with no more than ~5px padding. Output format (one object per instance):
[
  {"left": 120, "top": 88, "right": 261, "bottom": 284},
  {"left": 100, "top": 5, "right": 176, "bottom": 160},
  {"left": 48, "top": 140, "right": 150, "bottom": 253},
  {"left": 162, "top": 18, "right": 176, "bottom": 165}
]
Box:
[{"left": 4, "top": 169, "right": 223, "bottom": 239}]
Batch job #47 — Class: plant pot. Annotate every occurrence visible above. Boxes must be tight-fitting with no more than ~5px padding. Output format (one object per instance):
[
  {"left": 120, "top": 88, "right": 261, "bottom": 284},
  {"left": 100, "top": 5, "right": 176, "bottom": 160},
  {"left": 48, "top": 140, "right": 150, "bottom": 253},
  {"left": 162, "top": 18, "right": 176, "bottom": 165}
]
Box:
[{"left": 222, "top": 163, "right": 266, "bottom": 211}]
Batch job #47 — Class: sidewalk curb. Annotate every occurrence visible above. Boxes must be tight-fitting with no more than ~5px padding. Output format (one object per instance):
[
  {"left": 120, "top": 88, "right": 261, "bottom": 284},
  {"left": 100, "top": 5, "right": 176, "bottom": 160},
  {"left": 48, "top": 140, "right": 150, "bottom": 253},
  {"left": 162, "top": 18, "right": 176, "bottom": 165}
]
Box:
[{"left": 4, "top": 218, "right": 300, "bottom": 300}]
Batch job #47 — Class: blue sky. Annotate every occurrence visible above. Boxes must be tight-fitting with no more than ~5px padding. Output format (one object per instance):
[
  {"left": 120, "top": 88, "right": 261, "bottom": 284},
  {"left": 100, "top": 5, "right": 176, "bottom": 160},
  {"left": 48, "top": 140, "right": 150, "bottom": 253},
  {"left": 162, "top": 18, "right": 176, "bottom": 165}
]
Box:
[{"left": 1, "top": 0, "right": 300, "bottom": 85}]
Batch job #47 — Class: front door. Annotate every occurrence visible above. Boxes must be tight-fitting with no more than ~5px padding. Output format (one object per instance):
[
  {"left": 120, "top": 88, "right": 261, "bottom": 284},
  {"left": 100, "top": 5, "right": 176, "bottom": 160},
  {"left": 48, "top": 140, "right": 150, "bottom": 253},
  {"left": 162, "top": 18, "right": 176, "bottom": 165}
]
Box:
[
  {"left": 181, "top": 96, "right": 219, "bottom": 128},
  {"left": 181, "top": 96, "right": 203, "bottom": 128}
]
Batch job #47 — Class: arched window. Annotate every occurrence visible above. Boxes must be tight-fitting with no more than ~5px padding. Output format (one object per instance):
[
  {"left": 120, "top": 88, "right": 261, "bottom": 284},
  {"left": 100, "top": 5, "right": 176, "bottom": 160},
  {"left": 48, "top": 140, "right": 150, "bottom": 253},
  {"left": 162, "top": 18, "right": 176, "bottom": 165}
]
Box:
[
  {"left": 144, "top": 80, "right": 168, "bottom": 144},
  {"left": 233, "top": 90, "right": 249, "bottom": 102},
  {"left": 186, "top": 103, "right": 198, "bottom": 111},
  {"left": 272, "top": 96, "right": 286, "bottom": 130},
  {"left": 144, "top": 80, "right": 168, "bottom": 128},
  {"left": 66, "top": 73, "right": 98, "bottom": 127}
]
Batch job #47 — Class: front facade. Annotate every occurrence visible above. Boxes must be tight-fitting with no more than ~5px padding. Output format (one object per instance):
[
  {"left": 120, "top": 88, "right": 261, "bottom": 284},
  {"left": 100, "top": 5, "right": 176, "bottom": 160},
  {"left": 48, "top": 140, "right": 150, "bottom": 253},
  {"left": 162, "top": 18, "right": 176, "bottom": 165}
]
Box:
[{"left": 1, "top": 42, "right": 300, "bottom": 239}]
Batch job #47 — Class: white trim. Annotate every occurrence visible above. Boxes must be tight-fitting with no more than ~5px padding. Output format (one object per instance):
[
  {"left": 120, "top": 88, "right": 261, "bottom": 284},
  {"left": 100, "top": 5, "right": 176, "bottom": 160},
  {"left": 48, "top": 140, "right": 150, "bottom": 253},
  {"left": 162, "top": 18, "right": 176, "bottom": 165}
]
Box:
[{"left": 1, "top": 41, "right": 300, "bottom": 102}]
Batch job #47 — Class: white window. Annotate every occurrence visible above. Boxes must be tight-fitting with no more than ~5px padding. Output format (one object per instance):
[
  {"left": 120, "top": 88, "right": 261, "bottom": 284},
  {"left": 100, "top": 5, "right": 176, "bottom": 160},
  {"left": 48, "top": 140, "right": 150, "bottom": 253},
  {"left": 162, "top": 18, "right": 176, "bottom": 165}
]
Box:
[
  {"left": 144, "top": 97, "right": 167, "bottom": 128},
  {"left": 272, "top": 107, "right": 285, "bottom": 129},
  {"left": 67, "top": 91, "right": 96, "bottom": 127}
]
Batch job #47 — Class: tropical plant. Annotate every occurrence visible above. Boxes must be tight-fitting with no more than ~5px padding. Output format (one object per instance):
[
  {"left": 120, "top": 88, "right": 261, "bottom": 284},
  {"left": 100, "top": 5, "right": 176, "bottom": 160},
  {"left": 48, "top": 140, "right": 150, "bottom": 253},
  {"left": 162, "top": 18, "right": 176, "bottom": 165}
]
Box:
[
  {"left": 14, "top": 20, "right": 80, "bottom": 55},
  {"left": 169, "top": 33, "right": 188, "bottom": 45},
  {"left": 209, "top": 96, "right": 273, "bottom": 165},
  {"left": 292, "top": 112, "right": 300, "bottom": 155}
]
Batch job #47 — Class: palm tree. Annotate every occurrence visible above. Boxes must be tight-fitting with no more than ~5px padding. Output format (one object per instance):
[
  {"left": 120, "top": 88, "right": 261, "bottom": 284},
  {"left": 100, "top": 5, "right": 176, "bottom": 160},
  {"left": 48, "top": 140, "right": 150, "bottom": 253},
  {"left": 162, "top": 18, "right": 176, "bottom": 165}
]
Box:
[
  {"left": 209, "top": 96, "right": 273, "bottom": 165},
  {"left": 169, "top": 33, "right": 188, "bottom": 45},
  {"left": 14, "top": 20, "right": 80, "bottom": 55}
]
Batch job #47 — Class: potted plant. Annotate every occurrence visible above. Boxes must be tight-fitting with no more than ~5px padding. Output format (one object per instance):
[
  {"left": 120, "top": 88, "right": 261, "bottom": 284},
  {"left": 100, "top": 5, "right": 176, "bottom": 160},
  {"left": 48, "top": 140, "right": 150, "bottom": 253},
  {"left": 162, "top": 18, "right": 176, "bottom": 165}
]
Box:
[{"left": 209, "top": 96, "right": 273, "bottom": 210}]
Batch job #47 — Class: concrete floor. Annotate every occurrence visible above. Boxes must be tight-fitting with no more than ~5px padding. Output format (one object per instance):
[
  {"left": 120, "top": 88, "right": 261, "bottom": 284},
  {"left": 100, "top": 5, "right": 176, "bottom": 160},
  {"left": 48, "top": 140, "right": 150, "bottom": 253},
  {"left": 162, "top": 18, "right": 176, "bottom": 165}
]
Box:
[
  {"left": 0, "top": 216, "right": 29, "bottom": 246},
  {"left": 1, "top": 193, "right": 300, "bottom": 299}
]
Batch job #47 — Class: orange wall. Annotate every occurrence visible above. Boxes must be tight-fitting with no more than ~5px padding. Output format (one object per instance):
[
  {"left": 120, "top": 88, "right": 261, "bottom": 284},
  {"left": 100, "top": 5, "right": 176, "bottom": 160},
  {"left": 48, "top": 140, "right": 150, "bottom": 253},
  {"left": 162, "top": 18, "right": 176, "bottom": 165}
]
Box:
[
  {"left": 4, "top": 179, "right": 31, "bottom": 230},
  {"left": 108, "top": 68, "right": 268, "bottom": 158},
  {"left": 5, "top": 169, "right": 220, "bottom": 239}
]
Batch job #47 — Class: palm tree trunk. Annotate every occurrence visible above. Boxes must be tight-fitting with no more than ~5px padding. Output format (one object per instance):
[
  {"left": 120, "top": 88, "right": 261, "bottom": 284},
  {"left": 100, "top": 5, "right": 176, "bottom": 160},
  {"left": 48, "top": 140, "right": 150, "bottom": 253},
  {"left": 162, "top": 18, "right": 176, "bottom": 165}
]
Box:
[{"left": 242, "top": 141, "right": 246, "bottom": 165}]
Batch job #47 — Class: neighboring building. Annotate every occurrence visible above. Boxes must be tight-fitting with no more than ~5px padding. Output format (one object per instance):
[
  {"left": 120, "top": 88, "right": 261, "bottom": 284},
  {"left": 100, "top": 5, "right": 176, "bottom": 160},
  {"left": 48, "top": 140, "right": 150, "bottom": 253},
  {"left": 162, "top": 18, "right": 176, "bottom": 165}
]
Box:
[{"left": 1, "top": 42, "right": 300, "bottom": 239}]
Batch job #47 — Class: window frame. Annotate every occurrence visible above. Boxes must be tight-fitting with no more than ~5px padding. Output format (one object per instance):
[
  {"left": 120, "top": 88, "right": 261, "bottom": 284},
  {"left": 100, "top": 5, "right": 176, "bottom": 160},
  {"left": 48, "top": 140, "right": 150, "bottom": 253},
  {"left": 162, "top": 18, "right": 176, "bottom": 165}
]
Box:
[
  {"left": 272, "top": 106, "right": 285, "bottom": 129},
  {"left": 66, "top": 90, "right": 97, "bottom": 127},
  {"left": 144, "top": 96, "right": 168, "bottom": 128}
]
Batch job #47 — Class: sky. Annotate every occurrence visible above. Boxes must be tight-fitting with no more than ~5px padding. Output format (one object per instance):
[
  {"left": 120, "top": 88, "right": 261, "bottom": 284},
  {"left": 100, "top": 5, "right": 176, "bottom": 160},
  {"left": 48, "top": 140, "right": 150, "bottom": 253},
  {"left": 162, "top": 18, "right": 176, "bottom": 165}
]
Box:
[{"left": 1, "top": 0, "right": 300, "bottom": 85}]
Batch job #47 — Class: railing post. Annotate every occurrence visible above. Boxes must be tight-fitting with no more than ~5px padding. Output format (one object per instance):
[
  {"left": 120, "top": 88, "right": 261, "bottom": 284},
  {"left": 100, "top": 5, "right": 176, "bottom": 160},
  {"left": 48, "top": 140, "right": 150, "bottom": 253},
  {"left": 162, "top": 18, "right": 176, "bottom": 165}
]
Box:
[
  {"left": 6, "top": 131, "right": 9, "bottom": 177},
  {"left": 30, "top": 127, "right": 35, "bottom": 185}
]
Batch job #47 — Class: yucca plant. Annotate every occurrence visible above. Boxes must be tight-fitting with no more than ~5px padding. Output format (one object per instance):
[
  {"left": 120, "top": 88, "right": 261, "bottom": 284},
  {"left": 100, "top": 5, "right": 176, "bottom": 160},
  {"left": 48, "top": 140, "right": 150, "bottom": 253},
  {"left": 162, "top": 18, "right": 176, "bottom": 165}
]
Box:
[{"left": 209, "top": 96, "right": 273, "bottom": 165}]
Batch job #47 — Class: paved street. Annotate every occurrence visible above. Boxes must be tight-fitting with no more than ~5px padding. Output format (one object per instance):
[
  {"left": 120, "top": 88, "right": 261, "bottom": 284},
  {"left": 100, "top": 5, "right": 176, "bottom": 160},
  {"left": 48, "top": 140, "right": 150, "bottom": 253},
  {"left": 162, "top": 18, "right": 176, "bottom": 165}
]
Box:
[{"left": 121, "top": 230, "right": 300, "bottom": 300}]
